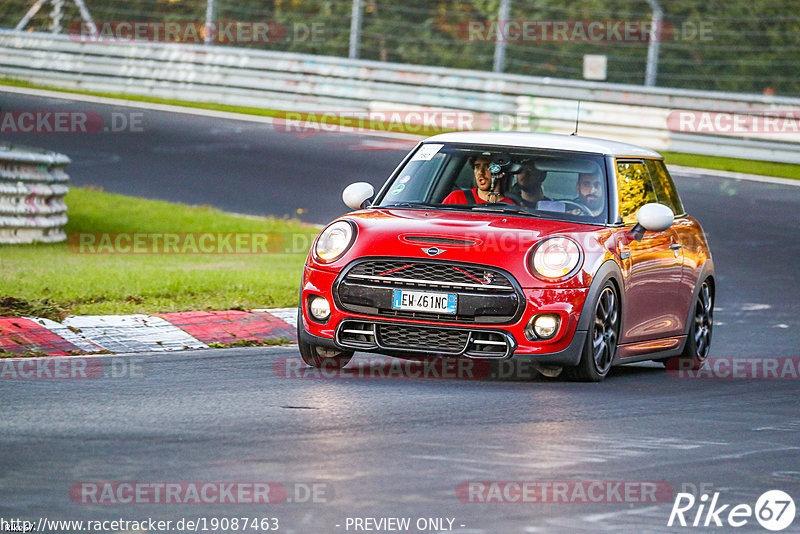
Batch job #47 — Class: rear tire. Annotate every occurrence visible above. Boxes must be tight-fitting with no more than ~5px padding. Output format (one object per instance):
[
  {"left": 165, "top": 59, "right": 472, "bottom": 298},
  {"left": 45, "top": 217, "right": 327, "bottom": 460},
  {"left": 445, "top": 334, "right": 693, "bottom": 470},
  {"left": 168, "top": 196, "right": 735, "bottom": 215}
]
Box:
[
  {"left": 567, "top": 282, "right": 619, "bottom": 382},
  {"left": 663, "top": 279, "right": 713, "bottom": 371},
  {"left": 296, "top": 307, "right": 354, "bottom": 369}
]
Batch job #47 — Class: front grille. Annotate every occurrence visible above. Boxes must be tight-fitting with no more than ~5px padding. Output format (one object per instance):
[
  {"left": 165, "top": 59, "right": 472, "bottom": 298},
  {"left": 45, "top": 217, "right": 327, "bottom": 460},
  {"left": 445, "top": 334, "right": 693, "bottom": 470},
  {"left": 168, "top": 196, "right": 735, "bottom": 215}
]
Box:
[
  {"left": 336, "top": 259, "right": 523, "bottom": 324},
  {"left": 377, "top": 324, "right": 469, "bottom": 353},
  {"left": 346, "top": 260, "right": 513, "bottom": 291},
  {"left": 335, "top": 320, "right": 515, "bottom": 358}
]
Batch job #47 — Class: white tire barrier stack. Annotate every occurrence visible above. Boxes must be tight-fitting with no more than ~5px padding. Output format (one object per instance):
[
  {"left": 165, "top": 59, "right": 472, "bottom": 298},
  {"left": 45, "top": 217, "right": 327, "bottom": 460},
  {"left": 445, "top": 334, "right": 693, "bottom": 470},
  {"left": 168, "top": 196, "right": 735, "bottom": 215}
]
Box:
[{"left": 0, "top": 144, "right": 70, "bottom": 243}]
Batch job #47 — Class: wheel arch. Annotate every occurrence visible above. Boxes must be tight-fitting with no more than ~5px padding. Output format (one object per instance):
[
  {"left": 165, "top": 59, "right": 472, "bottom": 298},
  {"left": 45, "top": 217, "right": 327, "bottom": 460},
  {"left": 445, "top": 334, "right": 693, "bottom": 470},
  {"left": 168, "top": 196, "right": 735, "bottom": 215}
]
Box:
[
  {"left": 576, "top": 259, "right": 626, "bottom": 334},
  {"left": 682, "top": 258, "right": 716, "bottom": 340}
]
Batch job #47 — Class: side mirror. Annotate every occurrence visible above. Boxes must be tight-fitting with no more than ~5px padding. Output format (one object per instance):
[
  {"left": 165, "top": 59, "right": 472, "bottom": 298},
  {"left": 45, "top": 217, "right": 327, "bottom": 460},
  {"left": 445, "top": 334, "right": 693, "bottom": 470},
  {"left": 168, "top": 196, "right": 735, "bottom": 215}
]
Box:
[
  {"left": 631, "top": 203, "right": 674, "bottom": 241},
  {"left": 342, "top": 182, "right": 375, "bottom": 210}
]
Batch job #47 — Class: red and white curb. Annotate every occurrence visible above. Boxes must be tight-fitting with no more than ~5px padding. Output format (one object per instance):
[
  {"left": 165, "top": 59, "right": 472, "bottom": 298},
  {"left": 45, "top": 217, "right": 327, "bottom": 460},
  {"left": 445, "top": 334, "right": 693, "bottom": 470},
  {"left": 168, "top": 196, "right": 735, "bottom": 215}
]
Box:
[{"left": 0, "top": 308, "right": 298, "bottom": 356}]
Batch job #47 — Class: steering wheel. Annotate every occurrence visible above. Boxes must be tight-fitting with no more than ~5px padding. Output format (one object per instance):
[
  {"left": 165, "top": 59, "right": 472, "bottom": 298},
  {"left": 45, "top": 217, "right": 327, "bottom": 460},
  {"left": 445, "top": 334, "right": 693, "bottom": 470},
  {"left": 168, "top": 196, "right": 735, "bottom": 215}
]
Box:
[{"left": 560, "top": 200, "right": 594, "bottom": 216}]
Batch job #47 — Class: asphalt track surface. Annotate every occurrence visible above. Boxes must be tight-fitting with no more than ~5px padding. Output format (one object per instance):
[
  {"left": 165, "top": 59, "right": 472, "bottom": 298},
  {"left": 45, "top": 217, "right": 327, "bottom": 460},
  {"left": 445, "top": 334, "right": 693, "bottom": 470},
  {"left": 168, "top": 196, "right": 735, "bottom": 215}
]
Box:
[
  {"left": 2, "top": 91, "right": 800, "bottom": 533},
  {"left": 0, "top": 91, "right": 408, "bottom": 224}
]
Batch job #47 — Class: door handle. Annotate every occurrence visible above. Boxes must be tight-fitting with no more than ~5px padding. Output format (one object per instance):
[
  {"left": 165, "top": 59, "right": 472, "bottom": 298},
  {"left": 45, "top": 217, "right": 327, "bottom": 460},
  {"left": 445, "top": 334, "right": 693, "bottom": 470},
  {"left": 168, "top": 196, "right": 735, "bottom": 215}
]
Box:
[{"left": 669, "top": 243, "right": 683, "bottom": 250}]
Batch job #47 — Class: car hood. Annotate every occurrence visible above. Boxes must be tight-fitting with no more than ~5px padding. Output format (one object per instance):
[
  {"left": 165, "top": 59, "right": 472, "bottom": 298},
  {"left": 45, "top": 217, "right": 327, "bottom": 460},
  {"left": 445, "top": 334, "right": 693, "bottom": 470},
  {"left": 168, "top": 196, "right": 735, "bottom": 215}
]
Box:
[{"left": 318, "top": 208, "right": 607, "bottom": 287}]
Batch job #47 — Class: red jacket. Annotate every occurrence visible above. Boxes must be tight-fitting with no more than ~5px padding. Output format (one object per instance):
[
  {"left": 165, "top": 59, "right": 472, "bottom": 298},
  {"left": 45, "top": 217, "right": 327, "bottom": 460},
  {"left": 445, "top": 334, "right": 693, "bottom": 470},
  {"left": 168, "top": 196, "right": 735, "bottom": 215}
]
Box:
[{"left": 442, "top": 188, "right": 514, "bottom": 204}]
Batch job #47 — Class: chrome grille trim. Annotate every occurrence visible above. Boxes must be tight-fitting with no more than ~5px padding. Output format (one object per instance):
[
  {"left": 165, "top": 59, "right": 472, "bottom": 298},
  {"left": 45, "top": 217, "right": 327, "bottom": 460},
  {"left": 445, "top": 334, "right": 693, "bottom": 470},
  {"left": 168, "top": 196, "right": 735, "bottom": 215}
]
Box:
[
  {"left": 346, "top": 274, "right": 512, "bottom": 291},
  {"left": 471, "top": 339, "right": 508, "bottom": 346},
  {"left": 347, "top": 260, "right": 514, "bottom": 289}
]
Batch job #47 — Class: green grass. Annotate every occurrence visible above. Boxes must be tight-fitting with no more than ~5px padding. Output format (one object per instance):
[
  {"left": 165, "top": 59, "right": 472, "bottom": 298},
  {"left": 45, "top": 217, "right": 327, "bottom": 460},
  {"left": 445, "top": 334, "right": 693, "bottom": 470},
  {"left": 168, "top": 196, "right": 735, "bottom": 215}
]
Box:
[
  {"left": 0, "top": 349, "right": 49, "bottom": 358},
  {"left": 0, "top": 187, "right": 318, "bottom": 318},
  {"left": 3, "top": 77, "right": 799, "bottom": 179},
  {"left": 207, "top": 338, "right": 292, "bottom": 348},
  {"left": 663, "top": 152, "right": 800, "bottom": 180}
]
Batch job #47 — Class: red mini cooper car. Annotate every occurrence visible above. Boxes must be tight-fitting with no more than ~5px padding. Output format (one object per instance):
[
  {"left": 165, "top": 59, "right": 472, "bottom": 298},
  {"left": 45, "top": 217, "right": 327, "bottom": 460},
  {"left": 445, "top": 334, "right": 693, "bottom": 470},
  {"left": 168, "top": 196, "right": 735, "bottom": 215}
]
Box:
[{"left": 297, "top": 132, "right": 714, "bottom": 381}]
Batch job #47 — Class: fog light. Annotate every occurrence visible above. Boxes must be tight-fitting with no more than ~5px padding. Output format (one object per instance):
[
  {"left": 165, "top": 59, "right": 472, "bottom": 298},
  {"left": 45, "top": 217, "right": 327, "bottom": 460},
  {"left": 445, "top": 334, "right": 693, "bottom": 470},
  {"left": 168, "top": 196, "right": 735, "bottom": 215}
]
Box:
[
  {"left": 525, "top": 314, "right": 560, "bottom": 340},
  {"left": 309, "top": 296, "right": 331, "bottom": 321}
]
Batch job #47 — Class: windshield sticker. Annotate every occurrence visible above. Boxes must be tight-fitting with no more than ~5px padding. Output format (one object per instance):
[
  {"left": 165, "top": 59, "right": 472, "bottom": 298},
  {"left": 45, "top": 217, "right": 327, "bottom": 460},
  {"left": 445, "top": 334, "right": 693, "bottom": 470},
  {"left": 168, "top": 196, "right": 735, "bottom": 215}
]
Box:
[
  {"left": 391, "top": 184, "right": 406, "bottom": 194},
  {"left": 398, "top": 175, "right": 411, "bottom": 184},
  {"left": 410, "top": 144, "right": 443, "bottom": 161}
]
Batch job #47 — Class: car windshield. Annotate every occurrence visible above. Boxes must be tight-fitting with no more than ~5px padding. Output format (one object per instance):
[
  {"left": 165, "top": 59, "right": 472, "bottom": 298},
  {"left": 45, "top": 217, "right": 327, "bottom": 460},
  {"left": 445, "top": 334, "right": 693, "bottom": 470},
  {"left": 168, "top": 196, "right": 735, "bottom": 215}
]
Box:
[{"left": 375, "top": 142, "right": 609, "bottom": 223}]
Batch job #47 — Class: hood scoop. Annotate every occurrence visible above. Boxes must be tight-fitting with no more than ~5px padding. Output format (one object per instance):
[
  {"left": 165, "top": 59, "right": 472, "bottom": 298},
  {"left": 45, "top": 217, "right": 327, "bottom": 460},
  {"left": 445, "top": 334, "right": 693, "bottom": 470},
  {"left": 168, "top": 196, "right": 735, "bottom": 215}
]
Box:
[{"left": 402, "top": 235, "right": 478, "bottom": 247}]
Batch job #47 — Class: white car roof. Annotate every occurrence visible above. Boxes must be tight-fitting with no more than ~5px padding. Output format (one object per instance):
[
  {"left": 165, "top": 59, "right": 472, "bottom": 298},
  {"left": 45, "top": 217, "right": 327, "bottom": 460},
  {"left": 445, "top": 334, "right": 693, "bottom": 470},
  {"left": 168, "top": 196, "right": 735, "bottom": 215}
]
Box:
[{"left": 424, "top": 131, "right": 662, "bottom": 158}]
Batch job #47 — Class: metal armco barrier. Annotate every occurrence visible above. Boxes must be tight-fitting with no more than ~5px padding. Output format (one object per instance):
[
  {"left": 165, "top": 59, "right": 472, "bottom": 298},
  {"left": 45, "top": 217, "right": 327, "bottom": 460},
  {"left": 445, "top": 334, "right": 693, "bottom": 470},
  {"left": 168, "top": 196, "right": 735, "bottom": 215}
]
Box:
[
  {"left": 0, "top": 144, "right": 70, "bottom": 243},
  {"left": 1, "top": 30, "right": 799, "bottom": 164}
]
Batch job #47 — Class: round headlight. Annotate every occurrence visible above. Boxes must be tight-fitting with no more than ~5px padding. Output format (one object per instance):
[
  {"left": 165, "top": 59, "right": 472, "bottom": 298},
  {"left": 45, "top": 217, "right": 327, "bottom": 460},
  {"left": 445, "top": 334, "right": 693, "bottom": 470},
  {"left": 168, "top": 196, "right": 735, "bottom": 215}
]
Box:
[
  {"left": 314, "top": 220, "right": 356, "bottom": 263},
  {"left": 530, "top": 237, "right": 582, "bottom": 280}
]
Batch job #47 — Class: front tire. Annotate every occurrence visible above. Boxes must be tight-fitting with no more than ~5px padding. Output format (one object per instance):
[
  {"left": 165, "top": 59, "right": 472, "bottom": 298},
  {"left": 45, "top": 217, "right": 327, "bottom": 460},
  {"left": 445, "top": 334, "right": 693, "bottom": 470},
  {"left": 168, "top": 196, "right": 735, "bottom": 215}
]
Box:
[
  {"left": 568, "top": 282, "right": 620, "bottom": 382},
  {"left": 297, "top": 307, "right": 354, "bottom": 369},
  {"left": 298, "top": 339, "right": 354, "bottom": 369},
  {"left": 663, "top": 279, "right": 713, "bottom": 371}
]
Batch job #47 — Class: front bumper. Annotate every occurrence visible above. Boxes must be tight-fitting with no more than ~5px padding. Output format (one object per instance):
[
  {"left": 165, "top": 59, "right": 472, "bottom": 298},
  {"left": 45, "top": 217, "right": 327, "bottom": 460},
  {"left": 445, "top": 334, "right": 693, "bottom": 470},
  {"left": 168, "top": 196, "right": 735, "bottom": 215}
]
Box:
[{"left": 301, "top": 264, "right": 590, "bottom": 366}]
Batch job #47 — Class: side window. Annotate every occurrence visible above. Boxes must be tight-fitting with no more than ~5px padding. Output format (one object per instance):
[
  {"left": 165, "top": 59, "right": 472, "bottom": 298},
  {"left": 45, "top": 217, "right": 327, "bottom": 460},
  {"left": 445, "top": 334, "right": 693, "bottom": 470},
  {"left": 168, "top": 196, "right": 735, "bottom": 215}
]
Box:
[
  {"left": 616, "top": 160, "right": 656, "bottom": 225},
  {"left": 645, "top": 159, "right": 684, "bottom": 215},
  {"left": 541, "top": 171, "right": 576, "bottom": 200}
]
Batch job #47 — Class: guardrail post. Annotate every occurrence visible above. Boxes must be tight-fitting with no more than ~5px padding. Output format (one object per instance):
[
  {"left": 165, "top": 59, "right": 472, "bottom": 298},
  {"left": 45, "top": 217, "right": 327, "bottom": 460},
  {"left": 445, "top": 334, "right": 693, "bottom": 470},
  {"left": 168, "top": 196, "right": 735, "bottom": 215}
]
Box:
[
  {"left": 48, "top": 0, "right": 63, "bottom": 34},
  {"left": 204, "top": 0, "right": 216, "bottom": 45},
  {"left": 349, "top": 0, "right": 363, "bottom": 59},
  {"left": 492, "top": 0, "right": 511, "bottom": 73},
  {"left": 645, "top": 0, "right": 662, "bottom": 86}
]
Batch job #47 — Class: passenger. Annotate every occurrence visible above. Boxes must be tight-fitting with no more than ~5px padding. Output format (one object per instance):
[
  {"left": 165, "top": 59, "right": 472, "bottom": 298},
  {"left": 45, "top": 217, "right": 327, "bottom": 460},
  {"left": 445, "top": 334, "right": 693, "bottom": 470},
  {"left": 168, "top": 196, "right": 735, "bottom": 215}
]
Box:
[
  {"left": 513, "top": 162, "right": 550, "bottom": 207},
  {"left": 442, "top": 154, "right": 513, "bottom": 204}
]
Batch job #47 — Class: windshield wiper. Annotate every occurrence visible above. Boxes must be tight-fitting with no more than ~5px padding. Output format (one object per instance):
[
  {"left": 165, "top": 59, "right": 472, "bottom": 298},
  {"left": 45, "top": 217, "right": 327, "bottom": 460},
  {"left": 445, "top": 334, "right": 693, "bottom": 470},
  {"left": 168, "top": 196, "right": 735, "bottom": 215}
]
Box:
[
  {"left": 386, "top": 202, "right": 431, "bottom": 209},
  {"left": 470, "top": 203, "right": 530, "bottom": 215}
]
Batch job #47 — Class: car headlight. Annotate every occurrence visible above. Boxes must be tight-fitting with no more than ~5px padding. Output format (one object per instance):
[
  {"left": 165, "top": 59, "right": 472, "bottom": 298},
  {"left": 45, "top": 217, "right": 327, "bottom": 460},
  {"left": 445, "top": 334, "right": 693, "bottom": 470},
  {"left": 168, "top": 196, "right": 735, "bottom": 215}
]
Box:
[
  {"left": 530, "top": 236, "right": 582, "bottom": 281},
  {"left": 314, "top": 220, "right": 356, "bottom": 263}
]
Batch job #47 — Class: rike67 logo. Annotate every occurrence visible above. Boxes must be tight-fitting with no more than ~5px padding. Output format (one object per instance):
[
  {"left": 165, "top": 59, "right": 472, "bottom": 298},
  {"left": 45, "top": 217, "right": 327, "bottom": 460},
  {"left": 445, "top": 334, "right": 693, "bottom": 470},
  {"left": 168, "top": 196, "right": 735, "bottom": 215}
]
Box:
[{"left": 668, "top": 490, "right": 795, "bottom": 531}]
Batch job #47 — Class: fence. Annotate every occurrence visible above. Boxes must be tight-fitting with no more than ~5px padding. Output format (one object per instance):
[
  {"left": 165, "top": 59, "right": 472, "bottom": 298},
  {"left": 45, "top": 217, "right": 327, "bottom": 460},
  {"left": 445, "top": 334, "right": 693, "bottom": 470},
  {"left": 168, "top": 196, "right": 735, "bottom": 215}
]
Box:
[
  {"left": 2, "top": 0, "right": 798, "bottom": 95},
  {"left": 1, "top": 30, "right": 800, "bottom": 164},
  {"left": 0, "top": 142, "right": 70, "bottom": 244}
]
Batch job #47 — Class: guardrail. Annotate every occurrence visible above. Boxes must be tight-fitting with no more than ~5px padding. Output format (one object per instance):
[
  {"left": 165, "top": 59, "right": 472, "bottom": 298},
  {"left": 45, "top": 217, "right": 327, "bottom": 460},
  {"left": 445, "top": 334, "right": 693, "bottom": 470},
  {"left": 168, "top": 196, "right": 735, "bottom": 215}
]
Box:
[
  {"left": 1, "top": 30, "right": 799, "bottom": 164},
  {"left": 0, "top": 144, "right": 70, "bottom": 244}
]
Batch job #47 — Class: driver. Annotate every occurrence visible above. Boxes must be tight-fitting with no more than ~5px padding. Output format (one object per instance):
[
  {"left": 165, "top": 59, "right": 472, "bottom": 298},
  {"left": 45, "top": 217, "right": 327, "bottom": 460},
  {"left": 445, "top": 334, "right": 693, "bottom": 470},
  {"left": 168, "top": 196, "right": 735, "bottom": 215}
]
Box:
[
  {"left": 442, "top": 154, "right": 513, "bottom": 204},
  {"left": 570, "top": 170, "right": 605, "bottom": 217}
]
